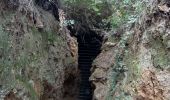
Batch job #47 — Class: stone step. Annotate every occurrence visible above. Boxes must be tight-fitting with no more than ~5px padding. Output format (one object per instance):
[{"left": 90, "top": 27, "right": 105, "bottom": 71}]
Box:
[
  {"left": 79, "top": 56, "right": 98, "bottom": 58},
  {"left": 79, "top": 63, "right": 91, "bottom": 65},
  {"left": 79, "top": 62, "right": 92, "bottom": 64},
  {"left": 80, "top": 71, "right": 91, "bottom": 74},
  {"left": 79, "top": 64, "right": 91, "bottom": 66},
  {"left": 78, "top": 58, "right": 93, "bottom": 60},
  {"left": 78, "top": 59, "right": 93, "bottom": 62},
  {"left": 78, "top": 57, "right": 91, "bottom": 59},
  {"left": 79, "top": 67, "right": 91, "bottom": 70},
  {"left": 81, "top": 75, "right": 91, "bottom": 78},
  {"left": 80, "top": 72, "right": 91, "bottom": 74},
  {"left": 78, "top": 54, "right": 98, "bottom": 57},
  {"left": 79, "top": 92, "right": 92, "bottom": 96},
  {"left": 79, "top": 52, "right": 99, "bottom": 54},
  {"left": 79, "top": 87, "right": 91, "bottom": 90},
  {"left": 80, "top": 75, "right": 91, "bottom": 77},
  {"left": 80, "top": 83, "right": 91, "bottom": 86},
  {"left": 79, "top": 91, "right": 91, "bottom": 94},
  {"left": 79, "top": 47, "right": 99, "bottom": 49},
  {"left": 78, "top": 48, "right": 100, "bottom": 51},
  {"left": 78, "top": 42, "right": 101, "bottom": 100},
  {"left": 81, "top": 77, "right": 91, "bottom": 79},
  {"left": 78, "top": 42, "right": 101, "bottom": 44},
  {"left": 78, "top": 96, "right": 92, "bottom": 100},
  {"left": 78, "top": 44, "right": 101, "bottom": 46},
  {"left": 78, "top": 49, "right": 100, "bottom": 51}
]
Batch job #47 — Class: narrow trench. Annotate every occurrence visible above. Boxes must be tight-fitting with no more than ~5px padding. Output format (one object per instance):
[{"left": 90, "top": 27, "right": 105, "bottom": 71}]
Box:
[
  {"left": 77, "top": 30, "right": 103, "bottom": 100},
  {"left": 19, "top": 0, "right": 103, "bottom": 100},
  {"left": 63, "top": 28, "right": 103, "bottom": 100}
]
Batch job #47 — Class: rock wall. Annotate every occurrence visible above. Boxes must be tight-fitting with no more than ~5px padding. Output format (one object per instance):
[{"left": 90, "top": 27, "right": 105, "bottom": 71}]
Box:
[
  {"left": 0, "top": 0, "right": 169, "bottom": 100},
  {"left": 90, "top": 0, "right": 170, "bottom": 99},
  {"left": 0, "top": 0, "right": 78, "bottom": 100}
]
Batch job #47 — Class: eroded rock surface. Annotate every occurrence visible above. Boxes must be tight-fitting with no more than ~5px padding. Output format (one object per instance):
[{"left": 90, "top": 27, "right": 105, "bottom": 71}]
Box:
[
  {"left": 91, "top": 0, "right": 170, "bottom": 100},
  {"left": 0, "top": 0, "right": 78, "bottom": 100},
  {"left": 90, "top": 42, "right": 117, "bottom": 100}
]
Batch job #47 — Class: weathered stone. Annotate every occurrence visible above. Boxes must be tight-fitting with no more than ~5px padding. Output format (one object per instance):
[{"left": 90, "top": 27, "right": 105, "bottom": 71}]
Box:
[
  {"left": 93, "top": 82, "right": 108, "bottom": 100},
  {"left": 136, "top": 70, "right": 164, "bottom": 100},
  {"left": 91, "top": 42, "right": 116, "bottom": 100},
  {"left": 90, "top": 68, "right": 107, "bottom": 82},
  {"left": 92, "top": 43, "right": 116, "bottom": 70},
  {"left": 0, "top": 0, "right": 78, "bottom": 99}
]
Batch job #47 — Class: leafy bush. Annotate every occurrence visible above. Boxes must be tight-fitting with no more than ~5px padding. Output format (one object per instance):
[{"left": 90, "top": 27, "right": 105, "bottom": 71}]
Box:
[{"left": 63, "top": 0, "right": 146, "bottom": 30}]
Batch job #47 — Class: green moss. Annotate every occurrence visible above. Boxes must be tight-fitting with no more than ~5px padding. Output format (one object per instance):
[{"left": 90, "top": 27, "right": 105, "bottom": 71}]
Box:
[
  {"left": 0, "top": 25, "right": 13, "bottom": 86},
  {"left": 108, "top": 36, "right": 119, "bottom": 43},
  {"left": 107, "top": 31, "right": 136, "bottom": 99},
  {"left": 108, "top": 53, "right": 139, "bottom": 99},
  {"left": 151, "top": 38, "right": 169, "bottom": 70},
  {"left": 124, "top": 51, "right": 141, "bottom": 81},
  {"left": 65, "top": 56, "right": 75, "bottom": 64},
  {"left": 0, "top": 12, "right": 15, "bottom": 23},
  {"left": 31, "top": 27, "right": 65, "bottom": 49},
  {"left": 16, "top": 75, "right": 38, "bottom": 100}
]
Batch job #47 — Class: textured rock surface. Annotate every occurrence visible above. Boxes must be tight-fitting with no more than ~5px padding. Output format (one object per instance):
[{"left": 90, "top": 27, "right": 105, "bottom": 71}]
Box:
[
  {"left": 0, "top": 0, "right": 78, "bottom": 100},
  {"left": 90, "top": 42, "right": 117, "bottom": 100},
  {"left": 0, "top": 0, "right": 170, "bottom": 100},
  {"left": 91, "top": 0, "right": 170, "bottom": 99}
]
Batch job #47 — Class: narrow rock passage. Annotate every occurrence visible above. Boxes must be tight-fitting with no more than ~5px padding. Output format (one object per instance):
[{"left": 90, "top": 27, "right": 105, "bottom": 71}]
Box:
[{"left": 77, "top": 31, "right": 102, "bottom": 100}]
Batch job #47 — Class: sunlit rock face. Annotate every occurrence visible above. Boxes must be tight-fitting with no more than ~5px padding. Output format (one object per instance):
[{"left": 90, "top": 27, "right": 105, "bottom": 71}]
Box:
[{"left": 91, "top": 0, "right": 170, "bottom": 100}]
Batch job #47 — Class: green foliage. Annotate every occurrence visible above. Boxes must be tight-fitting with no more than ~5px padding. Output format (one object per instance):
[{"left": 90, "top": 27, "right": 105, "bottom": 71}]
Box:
[
  {"left": 107, "top": 31, "right": 139, "bottom": 99},
  {"left": 16, "top": 75, "right": 38, "bottom": 100},
  {"left": 107, "top": 52, "right": 128, "bottom": 99},
  {"left": 107, "top": 0, "right": 145, "bottom": 28},
  {"left": 0, "top": 26, "right": 44, "bottom": 99},
  {"left": 64, "top": 0, "right": 113, "bottom": 29},
  {"left": 0, "top": 25, "right": 13, "bottom": 87},
  {"left": 31, "top": 27, "right": 58, "bottom": 48},
  {"left": 151, "top": 36, "right": 169, "bottom": 70},
  {"left": 63, "top": 0, "right": 146, "bottom": 30}
]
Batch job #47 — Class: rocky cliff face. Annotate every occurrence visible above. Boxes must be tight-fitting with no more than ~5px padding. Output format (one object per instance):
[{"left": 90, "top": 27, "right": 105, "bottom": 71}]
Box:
[
  {"left": 0, "top": 0, "right": 78, "bottom": 100},
  {"left": 90, "top": 0, "right": 170, "bottom": 99},
  {"left": 0, "top": 0, "right": 170, "bottom": 100}
]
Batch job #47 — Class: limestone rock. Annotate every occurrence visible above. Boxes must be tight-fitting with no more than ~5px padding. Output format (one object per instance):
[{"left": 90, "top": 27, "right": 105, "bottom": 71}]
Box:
[
  {"left": 90, "top": 68, "right": 107, "bottom": 82},
  {"left": 90, "top": 42, "right": 116, "bottom": 100},
  {"left": 0, "top": 0, "right": 78, "bottom": 99},
  {"left": 93, "top": 83, "right": 108, "bottom": 100}
]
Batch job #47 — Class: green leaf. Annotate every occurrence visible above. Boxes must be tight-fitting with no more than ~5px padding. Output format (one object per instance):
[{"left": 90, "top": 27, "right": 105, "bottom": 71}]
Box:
[{"left": 92, "top": 6, "right": 99, "bottom": 12}]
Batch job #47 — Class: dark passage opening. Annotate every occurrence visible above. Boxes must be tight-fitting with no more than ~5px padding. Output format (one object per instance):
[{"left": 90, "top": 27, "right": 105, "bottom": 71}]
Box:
[
  {"left": 76, "top": 28, "right": 103, "bottom": 100},
  {"left": 35, "top": 1, "right": 104, "bottom": 99}
]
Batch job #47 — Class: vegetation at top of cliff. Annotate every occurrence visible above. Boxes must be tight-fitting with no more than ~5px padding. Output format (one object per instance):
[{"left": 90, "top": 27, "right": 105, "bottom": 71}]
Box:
[{"left": 63, "top": 0, "right": 146, "bottom": 30}]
